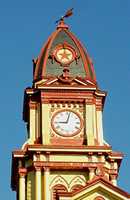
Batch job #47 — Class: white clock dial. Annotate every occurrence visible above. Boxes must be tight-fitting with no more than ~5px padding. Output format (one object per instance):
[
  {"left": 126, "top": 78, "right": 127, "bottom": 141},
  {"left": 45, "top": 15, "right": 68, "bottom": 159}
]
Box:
[{"left": 51, "top": 110, "right": 82, "bottom": 137}]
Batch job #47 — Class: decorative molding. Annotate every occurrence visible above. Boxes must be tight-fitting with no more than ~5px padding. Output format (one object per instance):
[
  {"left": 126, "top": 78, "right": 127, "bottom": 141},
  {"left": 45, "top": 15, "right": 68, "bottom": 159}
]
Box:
[
  {"left": 18, "top": 168, "right": 27, "bottom": 177},
  {"left": 94, "top": 196, "right": 105, "bottom": 200},
  {"left": 29, "top": 101, "right": 37, "bottom": 109},
  {"left": 27, "top": 144, "right": 112, "bottom": 152},
  {"left": 32, "top": 161, "right": 104, "bottom": 170},
  {"left": 50, "top": 176, "right": 69, "bottom": 191},
  {"left": 33, "top": 161, "right": 43, "bottom": 170},
  {"left": 69, "top": 176, "right": 86, "bottom": 192}
]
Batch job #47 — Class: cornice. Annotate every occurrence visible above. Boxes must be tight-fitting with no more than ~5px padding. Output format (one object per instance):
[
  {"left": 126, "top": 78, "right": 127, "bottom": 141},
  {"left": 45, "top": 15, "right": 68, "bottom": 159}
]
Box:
[{"left": 27, "top": 145, "right": 112, "bottom": 153}]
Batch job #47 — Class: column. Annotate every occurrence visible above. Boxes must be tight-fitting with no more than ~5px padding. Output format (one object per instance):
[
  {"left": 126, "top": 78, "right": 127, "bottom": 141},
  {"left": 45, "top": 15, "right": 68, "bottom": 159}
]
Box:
[
  {"left": 104, "top": 172, "right": 109, "bottom": 180},
  {"left": 88, "top": 167, "right": 95, "bottom": 180},
  {"left": 44, "top": 167, "right": 51, "bottom": 200},
  {"left": 110, "top": 174, "right": 117, "bottom": 186},
  {"left": 18, "top": 167, "right": 27, "bottom": 200},
  {"left": 35, "top": 166, "right": 42, "bottom": 200}
]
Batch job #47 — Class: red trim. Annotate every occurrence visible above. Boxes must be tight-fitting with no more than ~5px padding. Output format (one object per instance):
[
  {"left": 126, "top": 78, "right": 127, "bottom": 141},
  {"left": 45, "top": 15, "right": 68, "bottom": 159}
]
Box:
[
  {"left": 42, "top": 29, "right": 61, "bottom": 76},
  {"left": 18, "top": 168, "right": 27, "bottom": 177},
  {"left": 64, "top": 29, "right": 96, "bottom": 82},
  {"left": 34, "top": 24, "right": 97, "bottom": 82},
  {"left": 94, "top": 197, "right": 105, "bottom": 200},
  {"left": 57, "top": 19, "right": 69, "bottom": 29},
  {"left": 33, "top": 161, "right": 103, "bottom": 170},
  {"left": 50, "top": 137, "right": 84, "bottom": 146},
  {"left": 29, "top": 101, "right": 37, "bottom": 109},
  {"left": 57, "top": 177, "right": 130, "bottom": 198},
  {"left": 27, "top": 144, "right": 112, "bottom": 150},
  {"left": 71, "top": 184, "right": 84, "bottom": 192},
  {"left": 52, "top": 184, "right": 68, "bottom": 200},
  {"left": 34, "top": 35, "right": 51, "bottom": 80}
]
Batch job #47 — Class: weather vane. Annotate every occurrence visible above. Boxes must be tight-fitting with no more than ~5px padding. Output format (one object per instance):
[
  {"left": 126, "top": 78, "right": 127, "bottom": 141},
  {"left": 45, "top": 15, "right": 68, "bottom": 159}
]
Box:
[{"left": 55, "top": 8, "right": 74, "bottom": 24}]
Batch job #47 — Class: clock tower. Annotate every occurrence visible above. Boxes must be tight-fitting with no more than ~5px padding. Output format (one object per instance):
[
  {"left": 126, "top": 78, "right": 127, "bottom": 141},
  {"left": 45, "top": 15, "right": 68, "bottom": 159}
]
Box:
[{"left": 11, "top": 18, "right": 130, "bottom": 200}]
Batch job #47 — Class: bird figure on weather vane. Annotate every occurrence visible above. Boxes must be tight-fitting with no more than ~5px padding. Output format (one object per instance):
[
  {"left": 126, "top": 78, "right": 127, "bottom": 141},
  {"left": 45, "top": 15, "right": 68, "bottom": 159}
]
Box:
[{"left": 55, "top": 8, "right": 74, "bottom": 24}]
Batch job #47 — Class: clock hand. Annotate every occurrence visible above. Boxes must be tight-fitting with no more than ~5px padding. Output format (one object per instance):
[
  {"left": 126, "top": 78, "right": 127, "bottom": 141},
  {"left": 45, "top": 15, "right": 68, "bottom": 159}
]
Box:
[
  {"left": 55, "top": 112, "right": 71, "bottom": 124},
  {"left": 66, "top": 112, "right": 71, "bottom": 123},
  {"left": 58, "top": 121, "right": 68, "bottom": 124}
]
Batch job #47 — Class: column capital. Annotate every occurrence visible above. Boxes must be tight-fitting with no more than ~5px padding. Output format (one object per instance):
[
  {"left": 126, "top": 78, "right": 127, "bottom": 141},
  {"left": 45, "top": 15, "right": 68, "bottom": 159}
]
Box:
[
  {"left": 88, "top": 167, "right": 96, "bottom": 172},
  {"left": 29, "top": 101, "right": 37, "bottom": 109},
  {"left": 35, "top": 166, "right": 42, "bottom": 171},
  {"left": 87, "top": 152, "right": 93, "bottom": 156},
  {"left": 95, "top": 98, "right": 103, "bottom": 111},
  {"left": 18, "top": 167, "right": 27, "bottom": 177},
  {"left": 85, "top": 97, "right": 94, "bottom": 105},
  {"left": 110, "top": 174, "right": 118, "bottom": 180},
  {"left": 35, "top": 152, "right": 41, "bottom": 161},
  {"left": 110, "top": 174, "right": 117, "bottom": 186},
  {"left": 95, "top": 166, "right": 104, "bottom": 177},
  {"left": 97, "top": 152, "right": 103, "bottom": 156},
  {"left": 34, "top": 161, "right": 42, "bottom": 171},
  {"left": 43, "top": 167, "right": 50, "bottom": 172}
]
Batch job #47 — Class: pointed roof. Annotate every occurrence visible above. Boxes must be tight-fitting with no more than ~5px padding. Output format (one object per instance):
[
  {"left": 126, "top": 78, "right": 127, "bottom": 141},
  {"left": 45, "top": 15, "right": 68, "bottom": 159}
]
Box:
[
  {"left": 57, "top": 177, "right": 130, "bottom": 200},
  {"left": 33, "top": 19, "right": 96, "bottom": 83}
]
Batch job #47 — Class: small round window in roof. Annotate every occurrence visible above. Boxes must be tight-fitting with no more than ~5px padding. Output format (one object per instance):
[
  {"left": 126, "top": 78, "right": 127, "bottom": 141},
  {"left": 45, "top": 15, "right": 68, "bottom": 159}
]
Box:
[{"left": 52, "top": 42, "right": 78, "bottom": 66}]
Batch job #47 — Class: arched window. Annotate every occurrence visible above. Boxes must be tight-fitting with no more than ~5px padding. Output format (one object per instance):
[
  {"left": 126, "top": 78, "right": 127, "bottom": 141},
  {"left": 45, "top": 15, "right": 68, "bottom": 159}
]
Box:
[
  {"left": 52, "top": 184, "right": 67, "bottom": 200},
  {"left": 70, "top": 184, "right": 84, "bottom": 192},
  {"left": 69, "top": 176, "right": 86, "bottom": 192},
  {"left": 94, "top": 196, "right": 105, "bottom": 200}
]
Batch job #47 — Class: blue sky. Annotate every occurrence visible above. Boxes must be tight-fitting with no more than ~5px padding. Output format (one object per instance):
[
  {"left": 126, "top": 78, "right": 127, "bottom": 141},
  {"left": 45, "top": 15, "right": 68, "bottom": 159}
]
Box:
[{"left": 0, "top": 0, "right": 130, "bottom": 199}]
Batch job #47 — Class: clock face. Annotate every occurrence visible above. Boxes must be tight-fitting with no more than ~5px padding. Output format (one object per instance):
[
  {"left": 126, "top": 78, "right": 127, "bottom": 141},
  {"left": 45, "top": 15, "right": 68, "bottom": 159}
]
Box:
[
  {"left": 51, "top": 110, "right": 82, "bottom": 137},
  {"left": 55, "top": 48, "right": 74, "bottom": 65}
]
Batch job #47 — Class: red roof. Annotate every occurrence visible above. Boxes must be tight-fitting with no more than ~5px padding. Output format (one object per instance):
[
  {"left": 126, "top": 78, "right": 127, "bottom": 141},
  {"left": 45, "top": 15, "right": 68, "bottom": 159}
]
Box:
[
  {"left": 33, "top": 19, "right": 96, "bottom": 82},
  {"left": 57, "top": 177, "right": 130, "bottom": 199}
]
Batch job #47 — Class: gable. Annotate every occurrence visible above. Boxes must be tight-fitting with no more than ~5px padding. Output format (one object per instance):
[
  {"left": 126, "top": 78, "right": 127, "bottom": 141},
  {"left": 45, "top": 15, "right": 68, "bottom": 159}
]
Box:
[
  {"left": 72, "top": 185, "right": 127, "bottom": 200},
  {"left": 58, "top": 179, "right": 130, "bottom": 200},
  {"left": 34, "top": 76, "right": 96, "bottom": 89}
]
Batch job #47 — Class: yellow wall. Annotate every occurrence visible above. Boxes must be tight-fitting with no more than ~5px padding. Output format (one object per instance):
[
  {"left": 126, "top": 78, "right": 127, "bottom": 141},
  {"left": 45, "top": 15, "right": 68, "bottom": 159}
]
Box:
[
  {"left": 50, "top": 170, "right": 89, "bottom": 193},
  {"left": 50, "top": 154, "right": 88, "bottom": 162},
  {"left": 96, "top": 110, "right": 103, "bottom": 145},
  {"left": 28, "top": 101, "right": 105, "bottom": 147},
  {"left": 85, "top": 105, "right": 96, "bottom": 145},
  {"left": 42, "top": 103, "right": 50, "bottom": 145}
]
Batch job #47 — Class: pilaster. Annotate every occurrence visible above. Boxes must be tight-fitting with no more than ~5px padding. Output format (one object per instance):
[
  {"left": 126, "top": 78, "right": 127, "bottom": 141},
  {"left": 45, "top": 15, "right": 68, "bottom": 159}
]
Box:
[
  {"left": 85, "top": 102, "right": 95, "bottom": 145},
  {"left": 96, "top": 110, "right": 103, "bottom": 145},
  {"left": 42, "top": 103, "right": 50, "bottom": 145}
]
